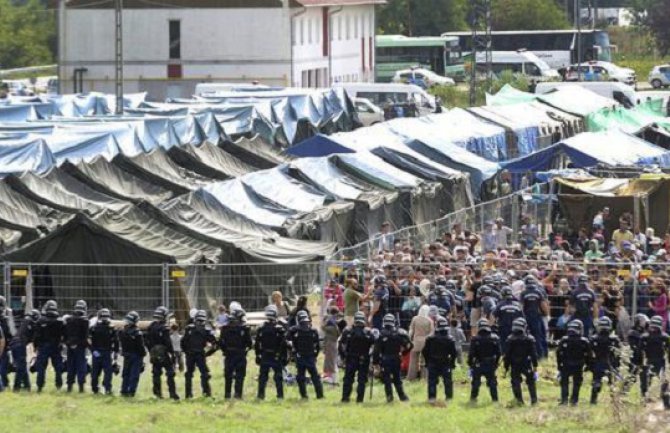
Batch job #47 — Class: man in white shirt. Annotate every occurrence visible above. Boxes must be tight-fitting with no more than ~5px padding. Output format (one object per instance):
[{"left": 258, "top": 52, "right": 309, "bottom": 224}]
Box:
[{"left": 494, "top": 217, "right": 513, "bottom": 250}]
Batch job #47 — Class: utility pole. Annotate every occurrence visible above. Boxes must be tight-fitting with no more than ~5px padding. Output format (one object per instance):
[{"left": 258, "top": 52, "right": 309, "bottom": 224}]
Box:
[
  {"left": 469, "top": 0, "right": 492, "bottom": 106},
  {"left": 575, "top": 0, "right": 582, "bottom": 82},
  {"left": 57, "top": 0, "right": 66, "bottom": 94},
  {"left": 114, "top": 0, "right": 124, "bottom": 115}
]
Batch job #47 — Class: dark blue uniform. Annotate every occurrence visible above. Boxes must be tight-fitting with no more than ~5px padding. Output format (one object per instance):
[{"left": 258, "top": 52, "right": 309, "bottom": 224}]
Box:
[
  {"left": 468, "top": 330, "right": 501, "bottom": 402},
  {"left": 219, "top": 322, "right": 253, "bottom": 399},
  {"left": 339, "top": 326, "right": 375, "bottom": 402},
  {"left": 34, "top": 315, "right": 64, "bottom": 391},
  {"left": 570, "top": 287, "right": 596, "bottom": 337},
  {"left": 493, "top": 300, "right": 524, "bottom": 351},
  {"left": 181, "top": 323, "right": 217, "bottom": 398},
  {"left": 89, "top": 321, "right": 120, "bottom": 394},
  {"left": 0, "top": 312, "right": 14, "bottom": 389},
  {"left": 589, "top": 331, "right": 620, "bottom": 404},
  {"left": 374, "top": 327, "right": 412, "bottom": 402},
  {"left": 254, "top": 321, "right": 287, "bottom": 400},
  {"left": 11, "top": 315, "right": 37, "bottom": 391},
  {"left": 428, "top": 292, "right": 452, "bottom": 317},
  {"left": 286, "top": 324, "right": 324, "bottom": 399},
  {"left": 64, "top": 315, "right": 89, "bottom": 392},
  {"left": 422, "top": 329, "right": 457, "bottom": 401},
  {"left": 119, "top": 326, "right": 146, "bottom": 397},
  {"left": 504, "top": 332, "right": 538, "bottom": 404},
  {"left": 145, "top": 321, "right": 179, "bottom": 399},
  {"left": 627, "top": 326, "right": 645, "bottom": 392},
  {"left": 640, "top": 330, "right": 670, "bottom": 408},
  {"left": 520, "top": 285, "right": 547, "bottom": 358},
  {"left": 557, "top": 333, "right": 592, "bottom": 405}
]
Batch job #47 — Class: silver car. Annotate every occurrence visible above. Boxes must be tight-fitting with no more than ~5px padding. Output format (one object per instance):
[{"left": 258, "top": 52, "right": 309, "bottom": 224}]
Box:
[{"left": 649, "top": 64, "right": 670, "bottom": 89}]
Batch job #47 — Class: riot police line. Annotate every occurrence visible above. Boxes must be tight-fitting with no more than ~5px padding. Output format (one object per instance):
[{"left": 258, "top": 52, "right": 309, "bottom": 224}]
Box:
[{"left": 0, "top": 294, "right": 669, "bottom": 408}]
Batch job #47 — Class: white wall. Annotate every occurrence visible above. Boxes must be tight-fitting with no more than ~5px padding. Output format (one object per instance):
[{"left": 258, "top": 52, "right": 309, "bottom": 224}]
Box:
[
  {"left": 61, "top": 7, "right": 292, "bottom": 95},
  {"left": 291, "top": 5, "right": 375, "bottom": 87}
]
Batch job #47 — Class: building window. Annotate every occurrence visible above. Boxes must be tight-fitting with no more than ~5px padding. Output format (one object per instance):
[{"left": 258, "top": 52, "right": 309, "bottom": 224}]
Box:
[
  {"left": 300, "top": 19, "right": 304, "bottom": 45},
  {"left": 169, "top": 20, "right": 180, "bottom": 60},
  {"left": 346, "top": 15, "right": 350, "bottom": 40},
  {"left": 338, "top": 16, "right": 342, "bottom": 40},
  {"left": 354, "top": 15, "right": 358, "bottom": 39}
]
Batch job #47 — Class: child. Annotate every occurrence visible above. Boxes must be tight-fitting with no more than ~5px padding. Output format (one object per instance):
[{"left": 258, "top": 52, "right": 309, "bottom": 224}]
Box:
[
  {"left": 449, "top": 319, "right": 467, "bottom": 365},
  {"left": 321, "top": 306, "right": 341, "bottom": 385},
  {"left": 170, "top": 323, "right": 184, "bottom": 373}
]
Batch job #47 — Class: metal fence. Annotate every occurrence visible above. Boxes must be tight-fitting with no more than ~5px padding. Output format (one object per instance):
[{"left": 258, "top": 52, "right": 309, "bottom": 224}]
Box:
[
  {"left": 2, "top": 261, "right": 323, "bottom": 322},
  {"left": 332, "top": 184, "right": 553, "bottom": 260}
]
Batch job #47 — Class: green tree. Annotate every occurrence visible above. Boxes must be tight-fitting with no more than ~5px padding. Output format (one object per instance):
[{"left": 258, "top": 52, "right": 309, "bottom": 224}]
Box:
[
  {"left": 0, "top": 0, "right": 56, "bottom": 70},
  {"left": 492, "top": 0, "right": 570, "bottom": 31},
  {"left": 377, "top": 0, "right": 468, "bottom": 36},
  {"left": 628, "top": 0, "right": 670, "bottom": 55}
]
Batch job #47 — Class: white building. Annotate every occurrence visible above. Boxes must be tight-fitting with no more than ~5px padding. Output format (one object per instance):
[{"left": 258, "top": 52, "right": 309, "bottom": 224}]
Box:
[{"left": 58, "top": 0, "right": 383, "bottom": 99}]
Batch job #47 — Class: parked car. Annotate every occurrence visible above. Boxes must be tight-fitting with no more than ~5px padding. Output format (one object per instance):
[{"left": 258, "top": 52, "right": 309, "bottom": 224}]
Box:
[
  {"left": 649, "top": 64, "right": 670, "bottom": 89},
  {"left": 392, "top": 67, "right": 455, "bottom": 88},
  {"left": 353, "top": 97, "right": 384, "bottom": 126},
  {"left": 563, "top": 61, "right": 636, "bottom": 86},
  {"left": 334, "top": 82, "right": 441, "bottom": 115}
]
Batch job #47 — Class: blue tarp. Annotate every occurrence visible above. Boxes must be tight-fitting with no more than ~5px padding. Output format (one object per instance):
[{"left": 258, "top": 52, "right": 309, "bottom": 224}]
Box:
[{"left": 0, "top": 138, "right": 55, "bottom": 176}]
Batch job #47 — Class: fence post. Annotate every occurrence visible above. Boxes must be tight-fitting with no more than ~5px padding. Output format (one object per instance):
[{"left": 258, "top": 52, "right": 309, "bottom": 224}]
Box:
[
  {"left": 162, "top": 263, "right": 170, "bottom": 311},
  {"left": 3, "top": 262, "right": 9, "bottom": 306},
  {"left": 319, "top": 259, "right": 328, "bottom": 320},
  {"left": 632, "top": 261, "right": 639, "bottom": 317}
]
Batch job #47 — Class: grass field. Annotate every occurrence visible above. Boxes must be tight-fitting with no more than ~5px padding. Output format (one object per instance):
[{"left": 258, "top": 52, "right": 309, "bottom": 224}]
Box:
[{"left": 0, "top": 353, "right": 654, "bottom": 433}]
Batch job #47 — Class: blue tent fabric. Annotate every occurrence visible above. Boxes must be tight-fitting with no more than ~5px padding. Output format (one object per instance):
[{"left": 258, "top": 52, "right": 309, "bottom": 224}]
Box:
[
  {"left": 285, "top": 134, "right": 354, "bottom": 157},
  {"left": 0, "top": 138, "right": 56, "bottom": 175}
]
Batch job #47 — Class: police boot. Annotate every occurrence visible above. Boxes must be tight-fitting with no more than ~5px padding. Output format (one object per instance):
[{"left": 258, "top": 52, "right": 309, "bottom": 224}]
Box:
[
  {"left": 315, "top": 380, "right": 324, "bottom": 400},
  {"left": 78, "top": 384, "right": 85, "bottom": 393},
  {"left": 167, "top": 376, "right": 180, "bottom": 400},
  {"left": 528, "top": 381, "right": 538, "bottom": 405},
  {"left": 234, "top": 379, "right": 244, "bottom": 399},
  {"left": 224, "top": 379, "right": 233, "bottom": 399},
  {"left": 185, "top": 376, "right": 193, "bottom": 399},
  {"left": 356, "top": 391, "right": 365, "bottom": 403},
  {"left": 490, "top": 385, "right": 499, "bottom": 402},
  {"left": 298, "top": 382, "right": 308, "bottom": 399},
  {"left": 67, "top": 384, "right": 73, "bottom": 393},
  {"left": 662, "top": 382, "right": 670, "bottom": 409},
  {"left": 512, "top": 384, "right": 524, "bottom": 405},
  {"left": 590, "top": 387, "right": 599, "bottom": 405},
  {"left": 276, "top": 382, "right": 284, "bottom": 400},
  {"left": 202, "top": 380, "right": 211, "bottom": 398},
  {"left": 342, "top": 381, "right": 352, "bottom": 403},
  {"left": 152, "top": 377, "right": 163, "bottom": 399},
  {"left": 470, "top": 387, "right": 479, "bottom": 402}
]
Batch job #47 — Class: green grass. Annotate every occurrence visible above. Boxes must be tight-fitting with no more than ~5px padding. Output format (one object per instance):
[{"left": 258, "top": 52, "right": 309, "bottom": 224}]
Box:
[{"left": 0, "top": 354, "right": 646, "bottom": 433}]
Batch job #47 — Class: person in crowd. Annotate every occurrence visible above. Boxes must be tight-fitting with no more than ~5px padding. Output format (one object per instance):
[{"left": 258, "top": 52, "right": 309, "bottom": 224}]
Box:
[
  {"left": 324, "top": 278, "right": 345, "bottom": 312},
  {"left": 481, "top": 221, "right": 497, "bottom": 253},
  {"left": 219, "top": 308, "right": 252, "bottom": 399},
  {"left": 626, "top": 313, "right": 648, "bottom": 393},
  {"left": 119, "top": 311, "right": 145, "bottom": 398},
  {"left": 612, "top": 218, "right": 634, "bottom": 251},
  {"left": 288, "top": 296, "right": 311, "bottom": 329},
  {"left": 648, "top": 279, "right": 668, "bottom": 330},
  {"left": 338, "top": 312, "right": 375, "bottom": 403},
  {"left": 321, "top": 306, "right": 341, "bottom": 385},
  {"left": 215, "top": 305, "right": 229, "bottom": 328},
  {"left": 422, "top": 316, "right": 457, "bottom": 403},
  {"left": 570, "top": 276, "right": 598, "bottom": 337},
  {"left": 493, "top": 286, "right": 524, "bottom": 352},
  {"left": 286, "top": 310, "right": 323, "bottom": 399},
  {"left": 520, "top": 281, "right": 549, "bottom": 359},
  {"left": 640, "top": 315, "right": 670, "bottom": 408},
  {"left": 145, "top": 306, "right": 179, "bottom": 400},
  {"left": 0, "top": 296, "right": 15, "bottom": 389},
  {"left": 170, "top": 323, "right": 184, "bottom": 373},
  {"left": 494, "top": 218, "right": 513, "bottom": 250},
  {"left": 407, "top": 305, "right": 434, "bottom": 381},
  {"left": 89, "top": 308, "right": 119, "bottom": 395},
  {"left": 271, "top": 291, "right": 290, "bottom": 319},
  {"left": 557, "top": 320, "right": 592, "bottom": 406},
  {"left": 504, "top": 318, "right": 538, "bottom": 406},
  {"left": 181, "top": 310, "right": 217, "bottom": 398},
  {"left": 255, "top": 306, "right": 287, "bottom": 400},
  {"left": 376, "top": 221, "right": 395, "bottom": 253},
  {"left": 374, "top": 314, "right": 412, "bottom": 402},
  {"left": 344, "top": 278, "right": 367, "bottom": 327},
  {"left": 11, "top": 309, "right": 39, "bottom": 391}
]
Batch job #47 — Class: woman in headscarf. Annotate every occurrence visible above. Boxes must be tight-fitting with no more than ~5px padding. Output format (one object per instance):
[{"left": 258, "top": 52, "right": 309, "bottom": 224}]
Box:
[{"left": 407, "top": 305, "right": 434, "bottom": 380}]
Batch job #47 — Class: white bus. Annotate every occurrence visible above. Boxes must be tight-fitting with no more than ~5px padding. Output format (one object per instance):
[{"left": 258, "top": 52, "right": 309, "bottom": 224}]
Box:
[
  {"left": 441, "top": 29, "right": 613, "bottom": 70},
  {"left": 476, "top": 51, "right": 560, "bottom": 80}
]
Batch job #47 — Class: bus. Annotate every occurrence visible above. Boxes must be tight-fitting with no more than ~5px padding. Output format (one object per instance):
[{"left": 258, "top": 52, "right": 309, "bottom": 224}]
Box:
[
  {"left": 440, "top": 29, "right": 612, "bottom": 70},
  {"left": 375, "top": 35, "right": 465, "bottom": 83}
]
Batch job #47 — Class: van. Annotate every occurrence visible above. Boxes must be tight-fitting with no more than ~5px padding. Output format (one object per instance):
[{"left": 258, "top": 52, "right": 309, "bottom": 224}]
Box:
[
  {"left": 333, "top": 82, "right": 440, "bottom": 113},
  {"left": 535, "top": 81, "right": 639, "bottom": 108},
  {"left": 477, "top": 51, "right": 561, "bottom": 81}
]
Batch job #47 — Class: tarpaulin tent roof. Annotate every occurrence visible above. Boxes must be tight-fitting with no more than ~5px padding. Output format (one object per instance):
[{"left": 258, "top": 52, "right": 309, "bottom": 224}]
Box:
[
  {"left": 0, "top": 138, "right": 56, "bottom": 175},
  {"left": 586, "top": 100, "right": 670, "bottom": 134},
  {"left": 503, "top": 131, "right": 670, "bottom": 175}
]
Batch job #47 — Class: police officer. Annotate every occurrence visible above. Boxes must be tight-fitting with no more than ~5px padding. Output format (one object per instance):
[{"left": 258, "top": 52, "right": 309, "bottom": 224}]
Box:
[
  {"left": 428, "top": 286, "right": 452, "bottom": 319},
  {"left": 145, "top": 306, "right": 179, "bottom": 400},
  {"left": 504, "top": 317, "right": 538, "bottom": 405},
  {"left": 182, "top": 310, "right": 217, "bottom": 398},
  {"left": 589, "top": 316, "right": 620, "bottom": 405},
  {"left": 422, "top": 316, "right": 457, "bottom": 402},
  {"left": 640, "top": 315, "right": 670, "bottom": 408},
  {"left": 219, "top": 308, "right": 253, "bottom": 399},
  {"left": 493, "top": 286, "right": 524, "bottom": 351},
  {"left": 570, "top": 275, "right": 597, "bottom": 337},
  {"left": 374, "top": 313, "right": 412, "bottom": 403},
  {"left": 468, "top": 318, "right": 501, "bottom": 403},
  {"left": 520, "top": 282, "right": 549, "bottom": 359},
  {"left": 64, "top": 300, "right": 90, "bottom": 393},
  {"left": 557, "top": 319, "right": 592, "bottom": 406},
  {"left": 119, "top": 311, "right": 146, "bottom": 397},
  {"left": 11, "top": 309, "right": 39, "bottom": 391},
  {"left": 0, "top": 295, "right": 15, "bottom": 389},
  {"left": 476, "top": 284, "right": 499, "bottom": 321},
  {"left": 286, "top": 310, "right": 324, "bottom": 399},
  {"left": 34, "top": 300, "right": 64, "bottom": 392},
  {"left": 89, "top": 308, "right": 119, "bottom": 395},
  {"left": 339, "top": 311, "right": 375, "bottom": 403},
  {"left": 255, "top": 305, "right": 287, "bottom": 400},
  {"left": 627, "top": 313, "right": 649, "bottom": 393},
  {"left": 370, "top": 276, "right": 389, "bottom": 331}
]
